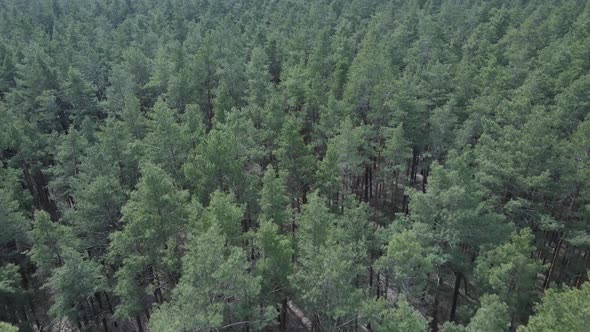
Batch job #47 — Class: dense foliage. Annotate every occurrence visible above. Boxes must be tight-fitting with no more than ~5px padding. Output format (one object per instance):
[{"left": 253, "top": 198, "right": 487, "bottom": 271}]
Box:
[{"left": 0, "top": 0, "right": 589, "bottom": 331}]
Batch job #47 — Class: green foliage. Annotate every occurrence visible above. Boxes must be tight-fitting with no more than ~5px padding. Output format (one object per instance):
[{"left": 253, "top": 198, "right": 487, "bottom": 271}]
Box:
[
  {"left": 290, "top": 238, "right": 364, "bottom": 329},
  {"left": 0, "top": 182, "right": 29, "bottom": 247},
  {"left": 409, "top": 160, "right": 512, "bottom": 270},
  {"left": 443, "top": 294, "right": 510, "bottom": 332},
  {"left": 465, "top": 294, "right": 510, "bottom": 332},
  {"left": 0, "top": 322, "right": 18, "bottom": 332},
  {"left": 382, "top": 125, "right": 412, "bottom": 174},
  {"left": 254, "top": 219, "right": 293, "bottom": 306},
  {"left": 276, "top": 116, "right": 315, "bottom": 201},
  {"left": 377, "top": 223, "right": 438, "bottom": 296},
  {"left": 67, "top": 173, "right": 126, "bottom": 255},
  {"left": 1, "top": 0, "right": 589, "bottom": 330},
  {"left": 260, "top": 165, "right": 290, "bottom": 226},
  {"left": 48, "top": 128, "right": 88, "bottom": 208},
  {"left": 518, "top": 283, "right": 590, "bottom": 332},
  {"left": 362, "top": 296, "right": 428, "bottom": 332},
  {"left": 290, "top": 193, "right": 368, "bottom": 328},
  {"left": 29, "top": 211, "right": 78, "bottom": 277},
  {"left": 141, "top": 97, "right": 190, "bottom": 182},
  {"left": 329, "top": 118, "right": 371, "bottom": 178},
  {"left": 0, "top": 265, "right": 20, "bottom": 295},
  {"left": 46, "top": 249, "right": 106, "bottom": 321},
  {"left": 109, "top": 163, "right": 188, "bottom": 318},
  {"left": 184, "top": 126, "right": 244, "bottom": 202},
  {"left": 475, "top": 230, "right": 545, "bottom": 320},
  {"left": 150, "top": 224, "right": 266, "bottom": 331},
  {"left": 63, "top": 67, "right": 99, "bottom": 122},
  {"left": 200, "top": 190, "right": 244, "bottom": 246},
  {"left": 296, "top": 192, "right": 333, "bottom": 254},
  {"left": 246, "top": 47, "right": 272, "bottom": 108}
]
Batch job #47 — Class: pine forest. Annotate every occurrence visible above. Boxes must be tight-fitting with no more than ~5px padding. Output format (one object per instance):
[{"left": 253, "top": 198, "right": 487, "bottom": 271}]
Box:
[{"left": 0, "top": 0, "right": 590, "bottom": 331}]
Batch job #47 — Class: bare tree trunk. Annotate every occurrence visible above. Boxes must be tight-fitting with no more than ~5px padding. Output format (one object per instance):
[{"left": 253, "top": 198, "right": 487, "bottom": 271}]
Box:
[
  {"left": 136, "top": 315, "right": 144, "bottom": 332},
  {"left": 450, "top": 271, "right": 462, "bottom": 322},
  {"left": 280, "top": 297, "right": 288, "bottom": 331},
  {"left": 576, "top": 251, "right": 589, "bottom": 288},
  {"left": 431, "top": 275, "right": 441, "bottom": 332},
  {"left": 544, "top": 233, "right": 564, "bottom": 289}
]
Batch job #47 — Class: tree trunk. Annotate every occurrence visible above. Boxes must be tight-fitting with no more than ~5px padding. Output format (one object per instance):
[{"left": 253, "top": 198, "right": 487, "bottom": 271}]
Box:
[
  {"left": 369, "top": 265, "right": 373, "bottom": 292},
  {"left": 104, "top": 292, "right": 114, "bottom": 314},
  {"left": 392, "top": 172, "right": 399, "bottom": 213},
  {"left": 21, "top": 162, "right": 59, "bottom": 220},
  {"left": 450, "top": 271, "right": 462, "bottom": 322},
  {"left": 136, "top": 315, "right": 144, "bottom": 332},
  {"left": 102, "top": 318, "right": 109, "bottom": 332},
  {"left": 385, "top": 274, "right": 389, "bottom": 298},
  {"left": 280, "top": 297, "right": 288, "bottom": 331},
  {"left": 28, "top": 297, "right": 41, "bottom": 329},
  {"left": 431, "top": 275, "right": 441, "bottom": 332},
  {"left": 410, "top": 148, "right": 419, "bottom": 186},
  {"left": 576, "top": 251, "right": 589, "bottom": 288},
  {"left": 369, "top": 164, "right": 373, "bottom": 200},
  {"left": 544, "top": 233, "right": 564, "bottom": 290}
]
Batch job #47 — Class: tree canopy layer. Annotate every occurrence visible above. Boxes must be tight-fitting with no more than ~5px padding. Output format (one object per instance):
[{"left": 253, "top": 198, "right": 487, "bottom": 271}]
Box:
[{"left": 0, "top": 0, "right": 589, "bottom": 331}]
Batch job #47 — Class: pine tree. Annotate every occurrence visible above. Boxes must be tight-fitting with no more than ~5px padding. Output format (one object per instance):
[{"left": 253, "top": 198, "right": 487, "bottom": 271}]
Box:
[
  {"left": 260, "top": 165, "right": 290, "bottom": 227},
  {"left": 120, "top": 93, "right": 147, "bottom": 140},
  {"left": 67, "top": 174, "right": 126, "bottom": 257},
  {"left": 45, "top": 249, "right": 106, "bottom": 325},
  {"left": 475, "top": 230, "right": 545, "bottom": 323},
  {"left": 200, "top": 190, "right": 244, "bottom": 247},
  {"left": 254, "top": 219, "right": 293, "bottom": 329},
  {"left": 63, "top": 67, "right": 100, "bottom": 122},
  {"left": 29, "top": 211, "right": 78, "bottom": 277},
  {"left": 465, "top": 295, "right": 510, "bottom": 332},
  {"left": 48, "top": 128, "right": 88, "bottom": 209},
  {"left": 184, "top": 126, "right": 244, "bottom": 202},
  {"left": 0, "top": 180, "right": 29, "bottom": 255},
  {"left": 290, "top": 192, "right": 365, "bottom": 329},
  {"left": 109, "top": 163, "right": 188, "bottom": 318},
  {"left": 141, "top": 97, "right": 190, "bottom": 182},
  {"left": 329, "top": 117, "right": 372, "bottom": 197},
  {"left": 376, "top": 223, "right": 438, "bottom": 297},
  {"left": 381, "top": 124, "right": 412, "bottom": 212},
  {"left": 246, "top": 47, "right": 272, "bottom": 108},
  {"left": 518, "top": 283, "right": 590, "bottom": 332},
  {"left": 0, "top": 322, "right": 18, "bottom": 332},
  {"left": 316, "top": 142, "right": 343, "bottom": 204},
  {"left": 362, "top": 295, "right": 429, "bottom": 332},
  {"left": 409, "top": 158, "right": 512, "bottom": 322},
  {"left": 150, "top": 224, "right": 266, "bottom": 331},
  {"left": 275, "top": 117, "right": 315, "bottom": 210},
  {"left": 290, "top": 237, "right": 364, "bottom": 330}
]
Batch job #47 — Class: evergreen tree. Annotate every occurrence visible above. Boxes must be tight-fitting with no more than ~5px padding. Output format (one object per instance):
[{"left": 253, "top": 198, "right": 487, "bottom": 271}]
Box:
[
  {"left": 518, "top": 283, "right": 590, "bottom": 332},
  {"left": 260, "top": 165, "right": 291, "bottom": 227},
  {"left": 141, "top": 97, "right": 190, "bottom": 182},
  {"left": 275, "top": 117, "right": 315, "bottom": 211},
  {"left": 109, "top": 163, "right": 188, "bottom": 318},
  {"left": 200, "top": 190, "right": 244, "bottom": 246},
  {"left": 377, "top": 223, "right": 438, "bottom": 297},
  {"left": 475, "top": 230, "right": 545, "bottom": 323},
  {"left": 29, "top": 211, "right": 78, "bottom": 277},
  {"left": 63, "top": 67, "right": 100, "bottom": 122},
  {"left": 150, "top": 224, "right": 266, "bottom": 331},
  {"left": 184, "top": 126, "right": 244, "bottom": 202},
  {"left": 362, "top": 296, "right": 429, "bottom": 332},
  {"left": 254, "top": 219, "right": 293, "bottom": 329},
  {"left": 48, "top": 128, "right": 88, "bottom": 209},
  {"left": 45, "top": 249, "right": 106, "bottom": 324}
]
